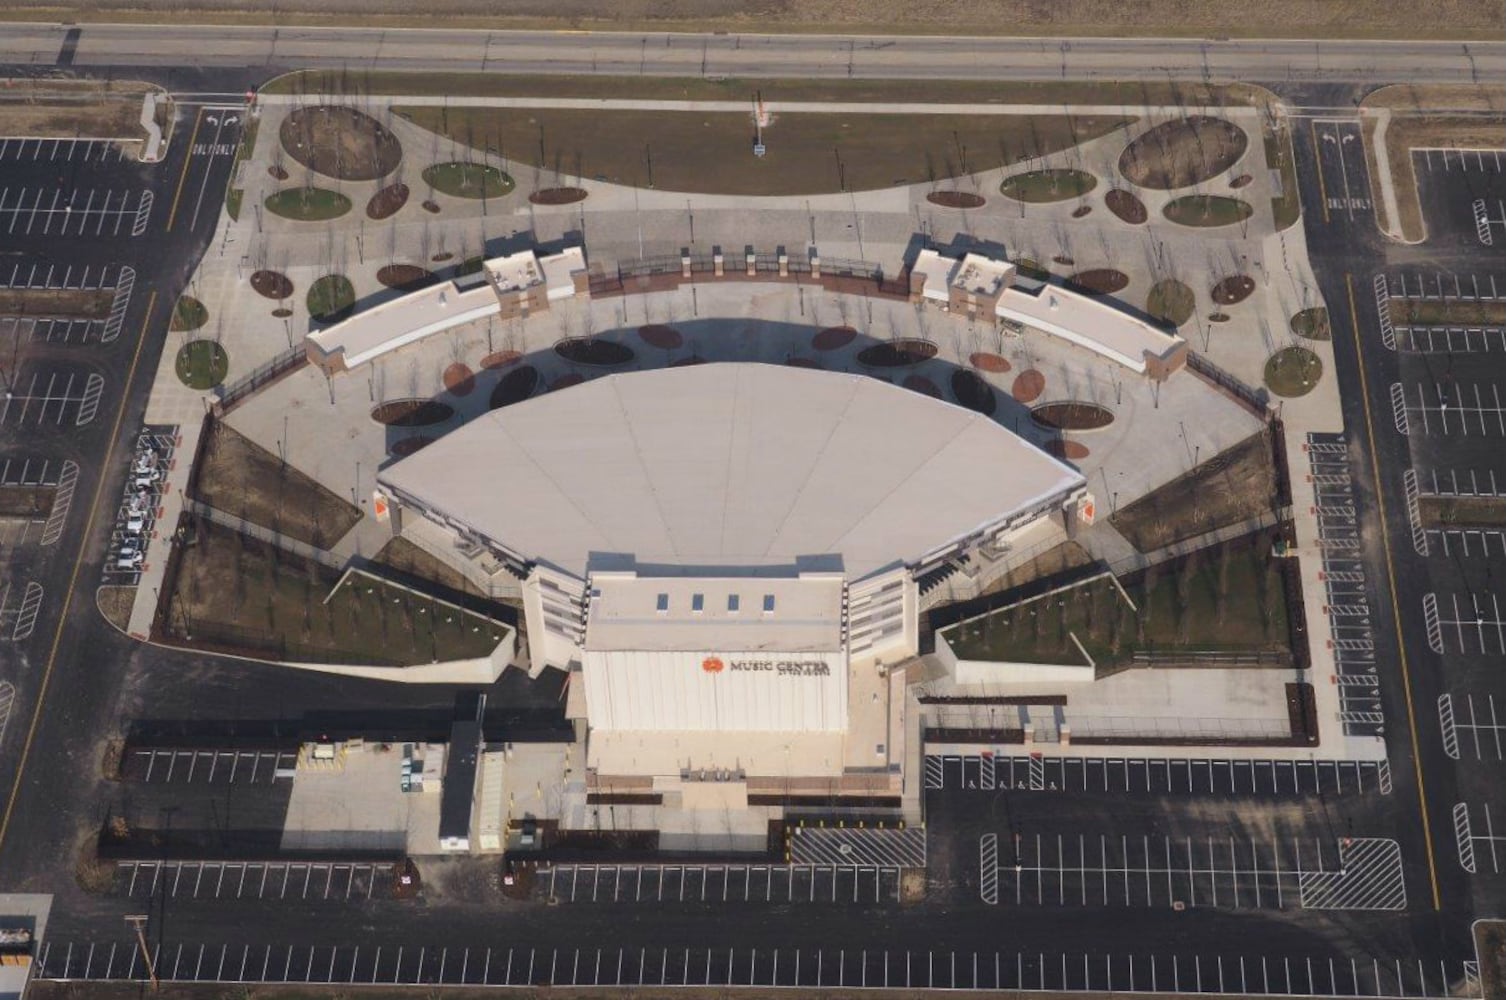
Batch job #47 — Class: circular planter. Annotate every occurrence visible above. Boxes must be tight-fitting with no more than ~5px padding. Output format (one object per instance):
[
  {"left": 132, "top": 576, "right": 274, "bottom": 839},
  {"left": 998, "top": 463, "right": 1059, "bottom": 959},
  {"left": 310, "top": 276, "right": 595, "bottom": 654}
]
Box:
[
  {"left": 1071, "top": 205, "right": 1093, "bottom": 219},
  {"left": 422, "top": 162, "right": 515, "bottom": 200},
  {"left": 1066, "top": 269, "right": 1130, "bottom": 296},
  {"left": 250, "top": 270, "right": 293, "bottom": 301},
  {"left": 812, "top": 325, "right": 858, "bottom": 351},
  {"left": 280, "top": 106, "right": 403, "bottom": 181},
  {"left": 638, "top": 325, "right": 684, "bottom": 350},
  {"left": 1209, "top": 312, "right": 1231, "bottom": 323},
  {"left": 267, "top": 164, "right": 289, "bottom": 181},
  {"left": 430, "top": 252, "right": 454, "bottom": 263},
  {"left": 1000, "top": 168, "right": 1097, "bottom": 203},
  {"left": 1031, "top": 401, "right": 1115, "bottom": 431},
  {"left": 174, "top": 340, "right": 228, "bottom": 390},
  {"left": 856, "top": 338, "right": 938, "bottom": 368},
  {"left": 263, "top": 187, "right": 352, "bottom": 222},
  {"left": 902, "top": 374, "right": 941, "bottom": 398},
  {"left": 422, "top": 200, "right": 441, "bottom": 214},
  {"left": 926, "top": 190, "right": 986, "bottom": 209},
  {"left": 1229, "top": 173, "right": 1254, "bottom": 189},
  {"left": 554, "top": 337, "right": 635, "bottom": 367},
  {"left": 366, "top": 183, "right": 410, "bottom": 220},
  {"left": 306, "top": 274, "right": 356, "bottom": 323},
  {"left": 1264, "top": 346, "right": 1323, "bottom": 398},
  {"left": 950, "top": 370, "right": 997, "bottom": 416},
  {"left": 1011, "top": 369, "right": 1046, "bottom": 403},
  {"left": 271, "top": 307, "right": 293, "bottom": 319},
  {"left": 1146, "top": 279, "right": 1196, "bottom": 327},
  {"left": 529, "top": 187, "right": 588, "bottom": 205},
  {"left": 1105, "top": 188, "right": 1148, "bottom": 225},
  {"left": 1212, "top": 274, "right": 1256, "bottom": 305},
  {"left": 376, "top": 264, "right": 434, "bottom": 292},
  {"left": 480, "top": 350, "right": 523, "bottom": 370},
  {"left": 1290, "top": 306, "right": 1331, "bottom": 341},
  {"left": 1119, "top": 116, "right": 1248, "bottom": 190},
  {"left": 171, "top": 295, "right": 208, "bottom": 332},
  {"left": 443, "top": 363, "right": 476, "bottom": 396},
  {"left": 969, "top": 352, "right": 1012, "bottom": 374},
  {"left": 371, "top": 398, "right": 455, "bottom": 427},
  {"left": 1163, "top": 195, "right": 1254, "bottom": 228},
  {"left": 490, "top": 366, "right": 539, "bottom": 409},
  {"left": 1044, "top": 439, "right": 1091, "bottom": 460},
  {"left": 390, "top": 436, "right": 435, "bottom": 458}
]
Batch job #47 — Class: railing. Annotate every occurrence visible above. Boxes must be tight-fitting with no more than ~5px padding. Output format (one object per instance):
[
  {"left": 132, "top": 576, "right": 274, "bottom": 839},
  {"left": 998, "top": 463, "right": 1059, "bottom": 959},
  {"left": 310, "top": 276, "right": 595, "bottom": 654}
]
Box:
[
  {"left": 214, "top": 346, "right": 308, "bottom": 415},
  {"left": 1185, "top": 350, "right": 1270, "bottom": 419}
]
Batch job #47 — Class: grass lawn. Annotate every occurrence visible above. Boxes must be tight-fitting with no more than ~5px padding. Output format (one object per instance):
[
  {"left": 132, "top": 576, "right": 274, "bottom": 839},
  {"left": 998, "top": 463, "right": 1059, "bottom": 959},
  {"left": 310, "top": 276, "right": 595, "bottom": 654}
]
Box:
[
  {"left": 1163, "top": 194, "right": 1254, "bottom": 228},
  {"left": 399, "top": 106, "right": 1131, "bottom": 196},
  {"left": 192, "top": 421, "right": 361, "bottom": 547},
  {"left": 999, "top": 168, "right": 1097, "bottom": 202},
  {"left": 1264, "top": 346, "right": 1322, "bottom": 397},
  {"left": 422, "top": 161, "right": 515, "bottom": 199},
  {"left": 1290, "top": 306, "right": 1331, "bottom": 340},
  {"left": 173, "top": 340, "right": 228, "bottom": 390},
  {"left": 943, "top": 532, "right": 1291, "bottom": 668},
  {"left": 263, "top": 186, "right": 353, "bottom": 221},
  {"left": 306, "top": 274, "right": 356, "bottom": 322},
  {"left": 170, "top": 295, "right": 208, "bottom": 332},
  {"left": 1145, "top": 279, "right": 1196, "bottom": 327},
  {"left": 166, "top": 518, "right": 506, "bottom": 666},
  {"left": 223, "top": 115, "right": 259, "bottom": 222}
]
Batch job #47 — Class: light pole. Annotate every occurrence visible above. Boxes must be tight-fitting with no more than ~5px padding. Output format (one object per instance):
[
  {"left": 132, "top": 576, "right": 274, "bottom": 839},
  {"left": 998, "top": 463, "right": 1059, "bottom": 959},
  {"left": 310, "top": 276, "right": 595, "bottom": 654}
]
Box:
[{"left": 124, "top": 914, "right": 159, "bottom": 990}]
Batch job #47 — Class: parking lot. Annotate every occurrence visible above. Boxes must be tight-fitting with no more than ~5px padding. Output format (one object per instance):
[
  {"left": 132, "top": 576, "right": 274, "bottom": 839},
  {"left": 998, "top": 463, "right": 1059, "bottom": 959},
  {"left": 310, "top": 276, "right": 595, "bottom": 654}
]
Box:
[
  {"left": 1422, "top": 591, "right": 1506, "bottom": 655},
  {"left": 0, "top": 364, "right": 104, "bottom": 428},
  {"left": 124, "top": 747, "right": 297, "bottom": 784},
  {"left": 0, "top": 137, "right": 133, "bottom": 164},
  {"left": 1438, "top": 693, "right": 1505, "bottom": 761},
  {"left": 114, "top": 860, "right": 393, "bottom": 902},
  {"left": 541, "top": 863, "right": 903, "bottom": 905},
  {"left": 100, "top": 426, "right": 177, "bottom": 585},
  {"left": 1392, "top": 381, "right": 1506, "bottom": 437},
  {"left": 1451, "top": 801, "right": 1505, "bottom": 876},
  {"left": 1412, "top": 146, "right": 1506, "bottom": 252},
  {"left": 979, "top": 831, "right": 1406, "bottom": 911},
  {"left": 0, "top": 185, "right": 154, "bottom": 238},
  {"left": 924, "top": 754, "right": 1392, "bottom": 797}
]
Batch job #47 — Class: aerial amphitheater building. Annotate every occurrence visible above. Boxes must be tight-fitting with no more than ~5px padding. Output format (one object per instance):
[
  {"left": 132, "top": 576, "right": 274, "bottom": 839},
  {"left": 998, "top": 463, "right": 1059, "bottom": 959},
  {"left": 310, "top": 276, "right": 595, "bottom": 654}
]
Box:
[{"left": 295, "top": 241, "right": 1194, "bottom": 831}]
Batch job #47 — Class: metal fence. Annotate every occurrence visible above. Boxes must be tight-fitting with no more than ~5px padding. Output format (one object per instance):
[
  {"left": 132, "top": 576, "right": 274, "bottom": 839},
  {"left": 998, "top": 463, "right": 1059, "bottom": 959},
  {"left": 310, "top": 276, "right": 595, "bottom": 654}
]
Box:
[
  {"left": 1185, "top": 350, "right": 1270, "bottom": 419},
  {"left": 214, "top": 346, "right": 308, "bottom": 415}
]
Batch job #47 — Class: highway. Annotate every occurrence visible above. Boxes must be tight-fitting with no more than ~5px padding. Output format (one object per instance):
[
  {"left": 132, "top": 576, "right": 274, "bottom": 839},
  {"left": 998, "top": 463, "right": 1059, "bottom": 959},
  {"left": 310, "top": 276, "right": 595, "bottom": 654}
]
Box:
[{"left": 0, "top": 23, "right": 1503, "bottom": 86}]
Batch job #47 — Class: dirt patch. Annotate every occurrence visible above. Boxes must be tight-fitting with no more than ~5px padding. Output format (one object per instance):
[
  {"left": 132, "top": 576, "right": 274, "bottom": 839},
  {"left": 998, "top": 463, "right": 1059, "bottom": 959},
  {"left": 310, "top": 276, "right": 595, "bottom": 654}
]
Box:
[
  {"left": 0, "top": 286, "right": 114, "bottom": 318},
  {"left": 529, "top": 186, "right": 589, "bottom": 204},
  {"left": 480, "top": 349, "right": 523, "bottom": 369},
  {"left": 926, "top": 190, "right": 986, "bottom": 208},
  {"left": 366, "top": 182, "right": 410, "bottom": 219},
  {"left": 812, "top": 325, "right": 858, "bottom": 351},
  {"left": 1067, "top": 269, "right": 1129, "bottom": 296},
  {"left": 1044, "top": 439, "right": 1090, "bottom": 460},
  {"left": 376, "top": 263, "right": 434, "bottom": 291},
  {"left": 1110, "top": 429, "right": 1277, "bottom": 552},
  {"left": 268, "top": 163, "right": 290, "bottom": 180},
  {"left": 271, "top": 307, "right": 294, "bottom": 318},
  {"left": 554, "top": 337, "right": 635, "bottom": 366},
  {"left": 1419, "top": 494, "right": 1506, "bottom": 528},
  {"left": 1475, "top": 919, "right": 1506, "bottom": 1000},
  {"left": 1229, "top": 173, "right": 1253, "bottom": 188},
  {"left": 490, "top": 365, "right": 539, "bottom": 408},
  {"left": 856, "top": 338, "right": 938, "bottom": 367},
  {"left": 1071, "top": 204, "right": 1092, "bottom": 218},
  {"left": 637, "top": 324, "right": 683, "bottom": 349},
  {"left": 1146, "top": 278, "right": 1196, "bottom": 327},
  {"left": 422, "top": 199, "right": 442, "bottom": 213},
  {"left": 0, "top": 485, "right": 54, "bottom": 517},
  {"left": 950, "top": 369, "right": 997, "bottom": 415},
  {"left": 96, "top": 585, "right": 136, "bottom": 632},
  {"left": 192, "top": 421, "right": 362, "bottom": 548},
  {"left": 373, "top": 536, "right": 494, "bottom": 598},
  {"left": 400, "top": 105, "right": 1130, "bottom": 196},
  {"left": 280, "top": 105, "right": 403, "bottom": 181},
  {"left": 1211, "top": 274, "right": 1256, "bottom": 305},
  {"left": 902, "top": 374, "right": 941, "bottom": 398},
  {"left": 1391, "top": 298, "right": 1506, "bottom": 326},
  {"left": 0, "top": 81, "right": 151, "bottom": 141},
  {"left": 1052, "top": 255, "right": 1074, "bottom": 267},
  {"left": 1032, "top": 401, "right": 1114, "bottom": 431},
  {"left": 1209, "top": 312, "right": 1231, "bottom": 323},
  {"left": 969, "top": 351, "right": 1011, "bottom": 373},
  {"left": 443, "top": 362, "right": 476, "bottom": 396},
  {"left": 1119, "top": 116, "right": 1248, "bottom": 189},
  {"left": 389, "top": 435, "right": 436, "bottom": 457},
  {"left": 1012, "top": 369, "right": 1046, "bottom": 402},
  {"left": 250, "top": 269, "right": 294, "bottom": 300},
  {"left": 1104, "top": 187, "right": 1148, "bottom": 224},
  {"left": 371, "top": 398, "right": 455, "bottom": 427}
]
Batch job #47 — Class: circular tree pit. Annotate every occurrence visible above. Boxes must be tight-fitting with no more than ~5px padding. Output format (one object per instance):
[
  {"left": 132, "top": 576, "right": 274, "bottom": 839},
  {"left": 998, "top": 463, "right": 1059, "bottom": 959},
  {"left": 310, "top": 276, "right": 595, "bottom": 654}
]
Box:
[
  {"left": 812, "top": 326, "right": 858, "bottom": 351},
  {"left": 969, "top": 352, "right": 1011, "bottom": 374},
  {"left": 638, "top": 325, "right": 683, "bottom": 350},
  {"left": 490, "top": 366, "right": 539, "bottom": 408},
  {"left": 1067, "top": 269, "right": 1130, "bottom": 296},
  {"left": 480, "top": 350, "right": 522, "bottom": 370},
  {"left": 376, "top": 264, "right": 434, "bottom": 292},
  {"left": 1031, "top": 401, "right": 1115, "bottom": 431},
  {"left": 366, "top": 183, "right": 410, "bottom": 220},
  {"left": 529, "top": 187, "right": 588, "bottom": 205},
  {"left": 250, "top": 270, "right": 293, "bottom": 300},
  {"left": 371, "top": 398, "right": 455, "bottom": 427},
  {"left": 926, "top": 190, "right": 986, "bottom": 209},
  {"left": 1105, "top": 189, "right": 1148, "bottom": 225},
  {"left": 443, "top": 363, "right": 476, "bottom": 396},
  {"left": 951, "top": 370, "right": 997, "bottom": 416},
  {"left": 554, "top": 337, "right": 635, "bottom": 367},
  {"left": 1212, "top": 274, "right": 1256, "bottom": 305},
  {"left": 1011, "top": 369, "right": 1046, "bottom": 403},
  {"left": 856, "top": 338, "right": 938, "bottom": 368}
]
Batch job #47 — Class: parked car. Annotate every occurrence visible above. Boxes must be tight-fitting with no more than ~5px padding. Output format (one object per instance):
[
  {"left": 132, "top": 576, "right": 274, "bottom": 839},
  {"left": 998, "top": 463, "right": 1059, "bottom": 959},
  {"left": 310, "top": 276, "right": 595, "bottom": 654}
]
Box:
[
  {"left": 125, "top": 510, "right": 146, "bottom": 533},
  {"left": 115, "top": 550, "right": 143, "bottom": 570}
]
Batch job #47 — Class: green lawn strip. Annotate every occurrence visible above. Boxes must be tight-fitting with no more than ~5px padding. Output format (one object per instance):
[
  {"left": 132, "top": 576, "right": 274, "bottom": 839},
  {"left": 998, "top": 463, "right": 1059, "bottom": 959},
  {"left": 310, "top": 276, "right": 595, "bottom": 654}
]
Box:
[
  {"left": 943, "top": 534, "right": 1289, "bottom": 667},
  {"left": 223, "top": 115, "right": 259, "bottom": 220},
  {"left": 1146, "top": 279, "right": 1196, "bottom": 326},
  {"left": 263, "top": 186, "right": 353, "bottom": 221},
  {"left": 999, "top": 168, "right": 1097, "bottom": 203},
  {"left": 173, "top": 340, "right": 228, "bottom": 390},
  {"left": 170, "top": 295, "right": 208, "bottom": 332},
  {"left": 306, "top": 274, "right": 355, "bottom": 321},
  {"left": 1163, "top": 194, "right": 1254, "bottom": 227},
  {"left": 1263, "top": 346, "right": 1322, "bottom": 397},
  {"left": 401, "top": 106, "right": 1129, "bottom": 196},
  {"left": 272, "top": 71, "right": 1259, "bottom": 107},
  {"left": 422, "top": 161, "right": 514, "bottom": 199}
]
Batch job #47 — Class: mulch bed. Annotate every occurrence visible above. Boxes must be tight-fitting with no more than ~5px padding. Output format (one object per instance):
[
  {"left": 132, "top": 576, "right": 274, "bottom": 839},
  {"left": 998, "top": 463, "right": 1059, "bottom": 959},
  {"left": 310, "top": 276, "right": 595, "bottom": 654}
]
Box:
[
  {"left": 857, "top": 338, "right": 938, "bottom": 367},
  {"left": 1066, "top": 269, "right": 1129, "bottom": 296},
  {"left": 786, "top": 357, "right": 824, "bottom": 369},
  {"left": 271, "top": 307, "right": 293, "bottom": 319},
  {"left": 422, "top": 200, "right": 441, "bottom": 213},
  {"left": 1052, "top": 255, "right": 1075, "bottom": 266},
  {"left": 529, "top": 187, "right": 588, "bottom": 205},
  {"left": 430, "top": 251, "right": 454, "bottom": 262},
  {"left": 371, "top": 398, "right": 455, "bottom": 427},
  {"left": 443, "top": 362, "right": 475, "bottom": 396},
  {"left": 1011, "top": 369, "right": 1046, "bottom": 403},
  {"left": 550, "top": 373, "right": 586, "bottom": 391},
  {"left": 950, "top": 370, "right": 997, "bottom": 415},
  {"left": 250, "top": 269, "right": 293, "bottom": 300},
  {"left": 969, "top": 351, "right": 1012, "bottom": 374},
  {"left": 1209, "top": 312, "right": 1231, "bottom": 323},
  {"left": 812, "top": 325, "right": 858, "bottom": 351},
  {"left": 1105, "top": 188, "right": 1148, "bottom": 225},
  {"left": 490, "top": 366, "right": 539, "bottom": 408},
  {"left": 671, "top": 355, "right": 708, "bottom": 367},
  {"left": 1031, "top": 401, "right": 1114, "bottom": 431},
  {"left": 1229, "top": 173, "right": 1254, "bottom": 188},
  {"left": 1044, "top": 439, "right": 1090, "bottom": 460},
  {"left": 390, "top": 436, "right": 435, "bottom": 458},
  {"left": 267, "top": 164, "right": 289, "bottom": 180},
  {"left": 638, "top": 324, "right": 683, "bottom": 350},
  {"left": 554, "top": 337, "right": 635, "bottom": 366},
  {"left": 926, "top": 190, "right": 985, "bottom": 209},
  {"left": 480, "top": 350, "right": 523, "bottom": 370},
  {"left": 366, "top": 183, "right": 410, "bottom": 220},
  {"left": 1212, "top": 274, "right": 1257, "bottom": 305},
  {"left": 1071, "top": 205, "right": 1093, "bottom": 218},
  {"left": 902, "top": 374, "right": 941, "bottom": 398},
  {"left": 280, "top": 105, "right": 403, "bottom": 182},
  {"left": 376, "top": 264, "right": 434, "bottom": 292},
  {"left": 1119, "top": 115, "right": 1248, "bottom": 190}
]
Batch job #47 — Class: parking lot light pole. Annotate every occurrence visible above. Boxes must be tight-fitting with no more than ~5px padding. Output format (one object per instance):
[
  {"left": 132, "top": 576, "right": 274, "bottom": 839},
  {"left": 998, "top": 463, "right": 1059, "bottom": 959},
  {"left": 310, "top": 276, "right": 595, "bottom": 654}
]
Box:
[{"left": 125, "top": 914, "right": 158, "bottom": 990}]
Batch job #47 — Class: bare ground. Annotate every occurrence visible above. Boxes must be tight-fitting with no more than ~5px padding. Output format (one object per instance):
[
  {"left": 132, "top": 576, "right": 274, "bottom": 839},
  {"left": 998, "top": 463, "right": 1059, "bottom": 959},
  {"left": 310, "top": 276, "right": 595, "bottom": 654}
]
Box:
[
  {"left": 0, "top": 79, "right": 157, "bottom": 140},
  {"left": 0, "top": 287, "right": 115, "bottom": 318},
  {"left": 1110, "top": 429, "right": 1278, "bottom": 553}
]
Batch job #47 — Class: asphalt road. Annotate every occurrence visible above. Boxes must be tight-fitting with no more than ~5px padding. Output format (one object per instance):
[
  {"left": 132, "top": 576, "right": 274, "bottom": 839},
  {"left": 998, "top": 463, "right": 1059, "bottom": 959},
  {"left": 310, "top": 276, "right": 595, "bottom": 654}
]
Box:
[{"left": 0, "top": 24, "right": 1502, "bottom": 87}]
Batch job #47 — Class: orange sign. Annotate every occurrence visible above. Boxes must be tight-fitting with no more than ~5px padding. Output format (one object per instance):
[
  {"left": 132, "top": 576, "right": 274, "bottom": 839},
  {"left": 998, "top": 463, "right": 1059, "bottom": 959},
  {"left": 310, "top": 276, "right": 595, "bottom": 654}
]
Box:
[
  {"left": 372, "top": 492, "right": 389, "bottom": 522},
  {"left": 701, "top": 656, "right": 725, "bottom": 674}
]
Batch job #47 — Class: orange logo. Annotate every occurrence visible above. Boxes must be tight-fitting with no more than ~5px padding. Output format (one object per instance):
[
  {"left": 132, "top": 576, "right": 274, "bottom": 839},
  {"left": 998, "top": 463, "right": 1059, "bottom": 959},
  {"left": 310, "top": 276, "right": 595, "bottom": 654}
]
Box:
[{"left": 701, "top": 656, "right": 725, "bottom": 674}]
